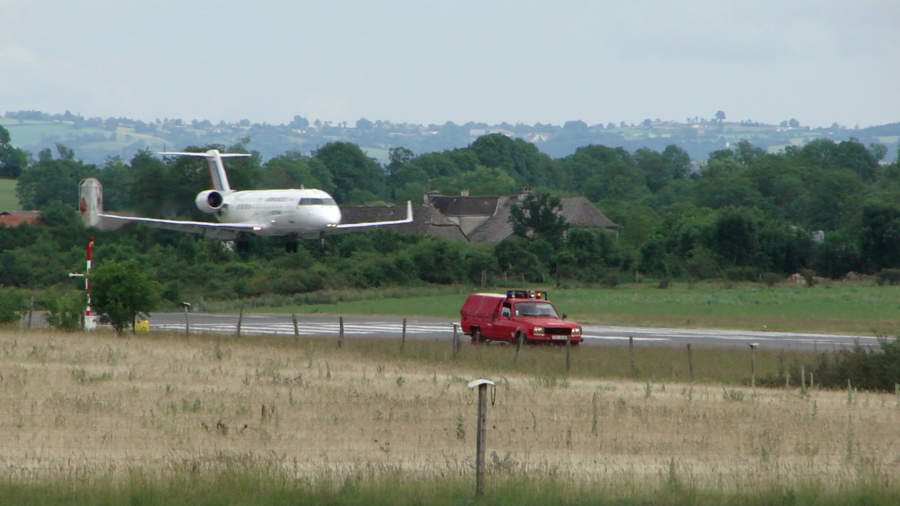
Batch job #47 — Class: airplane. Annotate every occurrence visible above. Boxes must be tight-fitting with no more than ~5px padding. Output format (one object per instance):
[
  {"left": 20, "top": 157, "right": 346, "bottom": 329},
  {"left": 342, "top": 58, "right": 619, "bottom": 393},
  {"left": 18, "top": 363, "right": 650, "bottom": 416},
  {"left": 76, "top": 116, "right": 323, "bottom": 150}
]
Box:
[{"left": 81, "top": 149, "right": 413, "bottom": 252}]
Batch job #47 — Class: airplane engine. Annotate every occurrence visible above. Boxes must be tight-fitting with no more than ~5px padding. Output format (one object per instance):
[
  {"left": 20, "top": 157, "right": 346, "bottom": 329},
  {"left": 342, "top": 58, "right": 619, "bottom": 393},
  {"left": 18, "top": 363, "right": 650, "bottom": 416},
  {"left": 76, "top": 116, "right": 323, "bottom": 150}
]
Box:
[{"left": 195, "top": 190, "right": 224, "bottom": 213}]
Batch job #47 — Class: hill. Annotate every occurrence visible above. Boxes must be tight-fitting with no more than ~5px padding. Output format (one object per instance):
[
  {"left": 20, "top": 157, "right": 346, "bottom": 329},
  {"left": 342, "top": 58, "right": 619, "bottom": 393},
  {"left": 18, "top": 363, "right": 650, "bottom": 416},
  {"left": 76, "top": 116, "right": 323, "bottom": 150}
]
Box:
[{"left": 3, "top": 111, "right": 898, "bottom": 165}]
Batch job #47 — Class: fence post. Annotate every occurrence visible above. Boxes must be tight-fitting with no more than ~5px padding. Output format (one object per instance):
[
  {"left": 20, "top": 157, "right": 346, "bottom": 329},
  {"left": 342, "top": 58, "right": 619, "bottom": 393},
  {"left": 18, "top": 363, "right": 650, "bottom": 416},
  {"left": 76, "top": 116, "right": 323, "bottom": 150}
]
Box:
[
  {"left": 400, "top": 318, "right": 407, "bottom": 354},
  {"left": 292, "top": 313, "right": 299, "bottom": 342},
  {"left": 27, "top": 296, "right": 33, "bottom": 329},
  {"left": 468, "top": 379, "right": 495, "bottom": 498},
  {"left": 236, "top": 304, "right": 244, "bottom": 338},
  {"left": 687, "top": 343, "right": 694, "bottom": 381},
  {"left": 514, "top": 332, "right": 524, "bottom": 364},
  {"left": 749, "top": 343, "right": 758, "bottom": 388},
  {"left": 629, "top": 336, "right": 635, "bottom": 377},
  {"left": 452, "top": 324, "right": 459, "bottom": 358},
  {"left": 182, "top": 302, "right": 191, "bottom": 339},
  {"left": 338, "top": 316, "right": 344, "bottom": 349},
  {"left": 565, "top": 334, "right": 572, "bottom": 373}
]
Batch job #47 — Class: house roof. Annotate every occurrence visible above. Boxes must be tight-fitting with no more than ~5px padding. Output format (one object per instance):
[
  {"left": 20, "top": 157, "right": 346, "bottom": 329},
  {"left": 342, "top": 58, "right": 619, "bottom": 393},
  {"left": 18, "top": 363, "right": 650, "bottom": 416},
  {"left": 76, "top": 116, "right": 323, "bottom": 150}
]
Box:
[
  {"left": 466, "top": 195, "right": 621, "bottom": 243},
  {"left": 0, "top": 211, "right": 42, "bottom": 227},
  {"left": 429, "top": 195, "right": 499, "bottom": 216}
]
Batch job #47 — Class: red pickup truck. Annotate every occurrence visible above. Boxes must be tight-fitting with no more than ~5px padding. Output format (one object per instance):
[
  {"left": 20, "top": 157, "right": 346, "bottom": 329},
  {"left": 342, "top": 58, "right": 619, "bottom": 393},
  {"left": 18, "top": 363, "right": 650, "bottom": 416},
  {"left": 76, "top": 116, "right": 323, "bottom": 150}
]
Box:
[{"left": 460, "top": 290, "right": 583, "bottom": 345}]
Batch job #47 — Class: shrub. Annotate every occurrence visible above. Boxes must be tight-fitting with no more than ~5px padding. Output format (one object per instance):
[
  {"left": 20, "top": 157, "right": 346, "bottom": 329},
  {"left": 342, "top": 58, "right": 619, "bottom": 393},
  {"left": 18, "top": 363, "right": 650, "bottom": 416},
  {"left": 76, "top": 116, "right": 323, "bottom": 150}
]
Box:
[
  {"left": 656, "top": 278, "right": 671, "bottom": 289},
  {"left": 876, "top": 269, "right": 900, "bottom": 286},
  {"left": 724, "top": 266, "right": 757, "bottom": 282},
  {"left": 762, "top": 272, "right": 781, "bottom": 288},
  {"left": 799, "top": 268, "right": 818, "bottom": 287},
  {"left": 760, "top": 339, "right": 900, "bottom": 392},
  {"left": 602, "top": 274, "right": 620, "bottom": 288}
]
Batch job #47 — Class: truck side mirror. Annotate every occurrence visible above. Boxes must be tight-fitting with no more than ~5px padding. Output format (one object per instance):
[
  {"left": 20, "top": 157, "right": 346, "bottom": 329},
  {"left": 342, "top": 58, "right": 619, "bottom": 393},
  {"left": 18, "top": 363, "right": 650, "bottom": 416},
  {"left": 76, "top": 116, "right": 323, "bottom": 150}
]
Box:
[{"left": 562, "top": 313, "right": 568, "bottom": 319}]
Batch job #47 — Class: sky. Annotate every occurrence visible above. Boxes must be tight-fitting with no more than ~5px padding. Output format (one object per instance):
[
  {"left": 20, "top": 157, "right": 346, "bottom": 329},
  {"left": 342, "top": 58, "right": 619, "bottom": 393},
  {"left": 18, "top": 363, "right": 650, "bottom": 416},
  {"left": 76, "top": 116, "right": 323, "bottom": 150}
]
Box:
[{"left": 1, "top": 0, "right": 898, "bottom": 129}]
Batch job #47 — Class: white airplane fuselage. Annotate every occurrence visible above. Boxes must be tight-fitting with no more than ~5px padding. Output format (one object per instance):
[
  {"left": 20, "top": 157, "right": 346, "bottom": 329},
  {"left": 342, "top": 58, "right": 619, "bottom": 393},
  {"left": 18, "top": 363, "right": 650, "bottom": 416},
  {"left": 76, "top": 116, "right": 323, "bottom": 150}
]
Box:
[
  {"left": 89, "top": 149, "right": 413, "bottom": 243},
  {"left": 212, "top": 188, "right": 342, "bottom": 238}
]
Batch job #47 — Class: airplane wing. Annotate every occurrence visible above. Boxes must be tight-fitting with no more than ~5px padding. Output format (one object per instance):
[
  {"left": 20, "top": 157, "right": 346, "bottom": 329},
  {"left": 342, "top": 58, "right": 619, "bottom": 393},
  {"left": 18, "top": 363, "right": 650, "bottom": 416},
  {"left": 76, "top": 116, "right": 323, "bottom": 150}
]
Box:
[
  {"left": 98, "top": 213, "right": 257, "bottom": 240},
  {"left": 335, "top": 201, "right": 414, "bottom": 230}
]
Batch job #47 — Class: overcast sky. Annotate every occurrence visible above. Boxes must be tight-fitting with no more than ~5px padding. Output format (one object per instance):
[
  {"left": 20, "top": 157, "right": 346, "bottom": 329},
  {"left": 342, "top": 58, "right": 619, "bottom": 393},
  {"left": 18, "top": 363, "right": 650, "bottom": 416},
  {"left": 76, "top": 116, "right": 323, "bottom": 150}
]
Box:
[{"left": 1, "top": 0, "right": 898, "bottom": 129}]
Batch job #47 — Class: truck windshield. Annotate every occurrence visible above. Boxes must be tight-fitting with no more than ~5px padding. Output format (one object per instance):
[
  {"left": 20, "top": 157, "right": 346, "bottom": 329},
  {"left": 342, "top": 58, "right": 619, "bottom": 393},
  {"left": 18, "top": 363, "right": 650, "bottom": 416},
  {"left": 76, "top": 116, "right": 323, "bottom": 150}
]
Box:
[{"left": 514, "top": 302, "right": 559, "bottom": 318}]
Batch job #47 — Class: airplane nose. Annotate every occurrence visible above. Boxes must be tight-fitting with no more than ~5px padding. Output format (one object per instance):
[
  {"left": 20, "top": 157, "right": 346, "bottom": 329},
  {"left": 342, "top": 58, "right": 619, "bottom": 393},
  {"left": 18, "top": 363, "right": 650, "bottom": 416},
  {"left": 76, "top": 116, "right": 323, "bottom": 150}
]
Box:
[{"left": 323, "top": 207, "right": 342, "bottom": 228}]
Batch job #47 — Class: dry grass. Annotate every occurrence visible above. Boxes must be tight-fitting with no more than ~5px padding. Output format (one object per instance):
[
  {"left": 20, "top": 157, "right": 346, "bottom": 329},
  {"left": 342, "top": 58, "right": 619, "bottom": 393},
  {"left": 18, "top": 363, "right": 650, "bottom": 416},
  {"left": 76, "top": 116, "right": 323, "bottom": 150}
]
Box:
[{"left": 0, "top": 327, "right": 898, "bottom": 496}]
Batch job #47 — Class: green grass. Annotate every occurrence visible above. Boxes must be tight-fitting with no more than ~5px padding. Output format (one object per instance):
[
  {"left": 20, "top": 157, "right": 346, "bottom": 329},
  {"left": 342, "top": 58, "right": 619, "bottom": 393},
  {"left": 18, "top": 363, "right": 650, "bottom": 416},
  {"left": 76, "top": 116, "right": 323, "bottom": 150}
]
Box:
[
  {"left": 0, "top": 468, "right": 896, "bottom": 506},
  {"left": 233, "top": 281, "right": 900, "bottom": 336},
  {"left": 0, "top": 178, "right": 20, "bottom": 211},
  {"left": 333, "top": 335, "right": 796, "bottom": 386}
]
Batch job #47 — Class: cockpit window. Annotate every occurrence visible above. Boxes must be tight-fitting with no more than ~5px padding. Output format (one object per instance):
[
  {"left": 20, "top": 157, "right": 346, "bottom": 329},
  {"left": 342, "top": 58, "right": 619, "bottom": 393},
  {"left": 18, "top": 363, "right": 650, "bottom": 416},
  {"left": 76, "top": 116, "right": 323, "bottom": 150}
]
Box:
[{"left": 299, "top": 197, "right": 337, "bottom": 206}]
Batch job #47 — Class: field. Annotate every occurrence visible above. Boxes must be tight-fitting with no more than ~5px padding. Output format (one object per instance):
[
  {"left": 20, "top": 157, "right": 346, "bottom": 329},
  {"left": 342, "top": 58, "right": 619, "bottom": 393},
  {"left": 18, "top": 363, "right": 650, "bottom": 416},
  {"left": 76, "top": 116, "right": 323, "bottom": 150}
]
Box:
[
  {"left": 1, "top": 327, "right": 898, "bottom": 505},
  {"left": 0, "top": 178, "right": 20, "bottom": 211},
  {"left": 226, "top": 281, "right": 900, "bottom": 337}
]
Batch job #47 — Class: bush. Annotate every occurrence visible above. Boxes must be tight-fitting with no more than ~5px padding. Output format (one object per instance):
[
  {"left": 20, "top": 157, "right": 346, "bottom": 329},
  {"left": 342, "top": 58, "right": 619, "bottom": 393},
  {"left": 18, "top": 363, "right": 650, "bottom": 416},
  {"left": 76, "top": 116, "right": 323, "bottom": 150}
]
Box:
[
  {"left": 656, "top": 278, "right": 671, "bottom": 289},
  {"left": 762, "top": 272, "right": 781, "bottom": 288},
  {"left": 876, "top": 269, "right": 900, "bottom": 286},
  {"left": 602, "top": 274, "right": 620, "bottom": 288},
  {"left": 723, "top": 266, "right": 757, "bottom": 282},
  {"left": 0, "top": 289, "right": 24, "bottom": 324},
  {"left": 759, "top": 339, "right": 900, "bottom": 392},
  {"left": 799, "top": 268, "right": 817, "bottom": 287}
]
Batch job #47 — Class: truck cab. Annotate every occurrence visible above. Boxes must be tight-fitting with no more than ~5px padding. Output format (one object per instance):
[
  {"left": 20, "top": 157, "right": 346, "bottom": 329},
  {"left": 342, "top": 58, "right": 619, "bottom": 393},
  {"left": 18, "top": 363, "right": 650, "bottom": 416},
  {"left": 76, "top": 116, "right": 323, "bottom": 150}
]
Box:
[{"left": 460, "top": 290, "right": 583, "bottom": 345}]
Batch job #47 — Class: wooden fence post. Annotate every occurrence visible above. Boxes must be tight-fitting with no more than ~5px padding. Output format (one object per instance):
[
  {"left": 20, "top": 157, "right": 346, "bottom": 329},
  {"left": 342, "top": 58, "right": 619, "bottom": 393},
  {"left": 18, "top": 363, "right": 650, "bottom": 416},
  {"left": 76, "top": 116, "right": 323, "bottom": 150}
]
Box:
[
  {"left": 292, "top": 313, "right": 299, "bottom": 342},
  {"left": 236, "top": 305, "right": 244, "bottom": 338},
  {"left": 27, "top": 296, "right": 33, "bottom": 329},
  {"left": 337, "top": 316, "right": 344, "bottom": 349},
  {"left": 468, "top": 379, "right": 495, "bottom": 498},
  {"left": 750, "top": 343, "right": 757, "bottom": 388},
  {"left": 400, "top": 318, "right": 407, "bottom": 354},
  {"left": 565, "top": 334, "right": 572, "bottom": 373},
  {"left": 452, "top": 324, "right": 459, "bottom": 358},
  {"left": 182, "top": 302, "right": 190, "bottom": 339},
  {"left": 629, "top": 336, "right": 636, "bottom": 377},
  {"left": 687, "top": 343, "right": 694, "bottom": 381},
  {"left": 514, "top": 332, "right": 524, "bottom": 364}
]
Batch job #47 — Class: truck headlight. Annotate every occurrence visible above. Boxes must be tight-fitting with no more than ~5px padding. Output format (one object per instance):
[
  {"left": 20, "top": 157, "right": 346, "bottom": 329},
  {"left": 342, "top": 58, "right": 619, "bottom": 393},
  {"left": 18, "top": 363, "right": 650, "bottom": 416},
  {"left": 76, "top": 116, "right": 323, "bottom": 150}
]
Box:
[
  {"left": 572, "top": 327, "right": 582, "bottom": 336},
  {"left": 533, "top": 326, "right": 544, "bottom": 336}
]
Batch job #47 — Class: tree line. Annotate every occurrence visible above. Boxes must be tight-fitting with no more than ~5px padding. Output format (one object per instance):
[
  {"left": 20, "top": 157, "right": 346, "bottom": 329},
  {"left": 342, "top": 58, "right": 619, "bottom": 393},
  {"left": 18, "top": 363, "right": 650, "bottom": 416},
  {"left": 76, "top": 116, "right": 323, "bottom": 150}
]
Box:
[{"left": 1, "top": 123, "right": 900, "bottom": 321}]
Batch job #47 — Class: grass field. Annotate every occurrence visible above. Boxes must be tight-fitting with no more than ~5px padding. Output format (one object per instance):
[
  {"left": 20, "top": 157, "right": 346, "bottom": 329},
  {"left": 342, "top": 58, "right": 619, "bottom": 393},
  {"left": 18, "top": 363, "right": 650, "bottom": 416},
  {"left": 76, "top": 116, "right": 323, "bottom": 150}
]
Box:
[
  {"left": 0, "top": 327, "right": 897, "bottom": 505},
  {"left": 220, "top": 281, "right": 900, "bottom": 337},
  {"left": 0, "top": 178, "right": 20, "bottom": 211}
]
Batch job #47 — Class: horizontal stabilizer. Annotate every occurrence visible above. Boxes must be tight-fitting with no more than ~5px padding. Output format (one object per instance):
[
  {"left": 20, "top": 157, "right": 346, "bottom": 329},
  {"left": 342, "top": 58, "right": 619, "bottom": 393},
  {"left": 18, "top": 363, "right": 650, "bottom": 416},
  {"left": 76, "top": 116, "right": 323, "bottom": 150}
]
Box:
[{"left": 159, "top": 151, "right": 251, "bottom": 158}]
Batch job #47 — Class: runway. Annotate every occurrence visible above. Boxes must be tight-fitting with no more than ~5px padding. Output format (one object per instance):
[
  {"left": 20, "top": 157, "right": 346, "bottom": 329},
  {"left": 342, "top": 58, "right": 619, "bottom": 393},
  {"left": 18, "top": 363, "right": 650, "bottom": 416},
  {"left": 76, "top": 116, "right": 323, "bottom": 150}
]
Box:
[{"left": 145, "top": 313, "right": 879, "bottom": 350}]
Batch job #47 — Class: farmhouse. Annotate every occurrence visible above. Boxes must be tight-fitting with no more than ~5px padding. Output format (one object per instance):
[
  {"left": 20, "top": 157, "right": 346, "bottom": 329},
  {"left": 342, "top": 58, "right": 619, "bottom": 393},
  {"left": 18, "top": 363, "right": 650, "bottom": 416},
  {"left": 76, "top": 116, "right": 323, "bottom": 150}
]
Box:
[
  {"left": 0, "top": 210, "right": 41, "bottom": 227},
  {"left": 340, "top": 189, "right": 621, "bottom": 243}
]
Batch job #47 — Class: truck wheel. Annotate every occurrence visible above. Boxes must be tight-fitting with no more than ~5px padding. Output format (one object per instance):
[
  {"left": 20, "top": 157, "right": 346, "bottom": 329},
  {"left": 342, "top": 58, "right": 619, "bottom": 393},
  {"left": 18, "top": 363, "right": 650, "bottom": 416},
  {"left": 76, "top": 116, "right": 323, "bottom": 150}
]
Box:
[{"left": 472, "top": 329, "right": 485, "bottom": 344}]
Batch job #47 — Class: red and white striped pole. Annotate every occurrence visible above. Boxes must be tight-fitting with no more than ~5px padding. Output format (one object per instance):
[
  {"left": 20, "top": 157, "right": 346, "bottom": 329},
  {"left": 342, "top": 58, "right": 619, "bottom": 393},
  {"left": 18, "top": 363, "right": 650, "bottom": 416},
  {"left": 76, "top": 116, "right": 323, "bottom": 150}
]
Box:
[{"left": 86, "top": 237, "right": 94, "bottom": 318}]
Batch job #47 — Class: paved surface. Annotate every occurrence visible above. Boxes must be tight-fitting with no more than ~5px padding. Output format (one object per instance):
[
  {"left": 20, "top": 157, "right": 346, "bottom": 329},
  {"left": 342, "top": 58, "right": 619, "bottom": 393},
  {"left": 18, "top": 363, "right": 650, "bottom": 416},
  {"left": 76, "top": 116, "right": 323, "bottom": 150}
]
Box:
[{"left": 146, "top": 313, "right": 879, "bottom": 351}]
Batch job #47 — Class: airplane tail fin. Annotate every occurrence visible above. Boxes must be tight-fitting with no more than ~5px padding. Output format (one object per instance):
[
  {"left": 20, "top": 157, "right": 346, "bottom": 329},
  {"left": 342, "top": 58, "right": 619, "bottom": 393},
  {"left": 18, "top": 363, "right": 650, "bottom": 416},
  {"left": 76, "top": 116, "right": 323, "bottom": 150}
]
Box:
[
  {"left": 159, "top": 150, "right": 251, "bottom": 193},
  {"left": 79, "top": 178, "right": 103, "bottom": 228}
]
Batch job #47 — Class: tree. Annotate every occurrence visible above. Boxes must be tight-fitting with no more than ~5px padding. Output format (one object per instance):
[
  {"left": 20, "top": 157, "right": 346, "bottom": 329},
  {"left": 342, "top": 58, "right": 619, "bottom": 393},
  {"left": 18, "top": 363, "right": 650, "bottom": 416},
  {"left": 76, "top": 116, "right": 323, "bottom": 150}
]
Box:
[
  {"left": 0, "top": 125, "right": 29, "bottom": 179},
  {"left": 715, "top": 110, "right": 726, "bottom": 122},
  {"left": 508, "top": 193, "right": 568, "bottom": 248},
  {"left": 314, "top": 142, "right": 385, "bottom": 203},
  {"left": 90, "top": 260, "right": 160, "bottom": 334},
  {"left": 859, "top": 202, "right": 900, "bottom": 272},
  {"left": 16, "top": 144, "right": 96, "bottom": 209}
]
